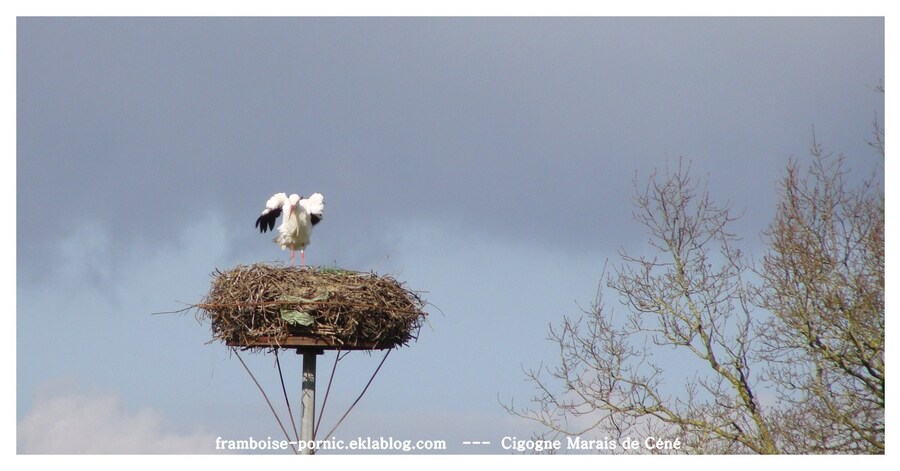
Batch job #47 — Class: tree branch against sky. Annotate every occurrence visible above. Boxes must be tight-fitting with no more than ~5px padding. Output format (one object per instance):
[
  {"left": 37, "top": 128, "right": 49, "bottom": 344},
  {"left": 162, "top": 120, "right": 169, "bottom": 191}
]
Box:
[
  {"left": 504, "top": 116, "right": 884, "bottom": 454},
  {"left": 755, "top": 131, "right": 884, "bottom": 453}
]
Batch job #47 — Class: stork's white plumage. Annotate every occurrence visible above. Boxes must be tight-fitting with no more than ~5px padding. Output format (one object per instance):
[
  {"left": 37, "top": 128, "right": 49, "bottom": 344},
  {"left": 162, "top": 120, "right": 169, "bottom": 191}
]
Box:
[{"left": 255, "top": 192, "right": 324, "bottom": 265}]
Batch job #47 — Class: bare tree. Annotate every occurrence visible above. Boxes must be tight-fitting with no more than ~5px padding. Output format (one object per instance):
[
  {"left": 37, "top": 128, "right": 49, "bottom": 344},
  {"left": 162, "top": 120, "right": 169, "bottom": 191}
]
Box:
[
  {"left": 755, "top": 135, "right": 884, "bottom": 453},
  {"left": 504, "top": 130, "right": 884, "bottom": 454}
]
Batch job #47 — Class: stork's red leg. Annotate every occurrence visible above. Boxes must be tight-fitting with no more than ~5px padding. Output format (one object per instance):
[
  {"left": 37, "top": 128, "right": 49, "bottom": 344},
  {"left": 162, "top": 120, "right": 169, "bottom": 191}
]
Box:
[{"left": 301, "top": 250, "right": 306, "bottom": 266}]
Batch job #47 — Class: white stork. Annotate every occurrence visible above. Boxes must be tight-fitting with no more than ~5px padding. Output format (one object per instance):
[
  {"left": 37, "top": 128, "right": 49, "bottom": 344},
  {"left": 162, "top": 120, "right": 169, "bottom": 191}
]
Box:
[{"left": 255, "top": 192, "right": 325, "bottom": 265}]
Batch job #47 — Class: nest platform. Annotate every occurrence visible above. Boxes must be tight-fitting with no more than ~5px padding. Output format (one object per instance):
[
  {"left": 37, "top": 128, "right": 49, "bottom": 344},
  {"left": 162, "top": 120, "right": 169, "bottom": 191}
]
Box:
[{"left": 196, "top": 263, "right": 427, "bottom": 350}]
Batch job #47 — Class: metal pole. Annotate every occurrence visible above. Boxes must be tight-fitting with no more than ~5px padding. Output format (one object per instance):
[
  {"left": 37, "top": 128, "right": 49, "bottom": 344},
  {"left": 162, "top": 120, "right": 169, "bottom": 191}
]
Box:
[{"left": 300, "top": 350, "right": 317, "bottom": 454}]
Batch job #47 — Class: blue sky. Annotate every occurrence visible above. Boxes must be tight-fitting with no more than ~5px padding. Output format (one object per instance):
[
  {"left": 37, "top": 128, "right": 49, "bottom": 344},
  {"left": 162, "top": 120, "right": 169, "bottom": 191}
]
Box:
[{"left": 13, "top": 15, "right": 885, "bottom": 455}]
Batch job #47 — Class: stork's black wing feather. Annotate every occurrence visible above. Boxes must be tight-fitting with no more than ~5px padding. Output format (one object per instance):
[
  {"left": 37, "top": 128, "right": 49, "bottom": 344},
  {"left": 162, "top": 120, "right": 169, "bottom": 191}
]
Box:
[
  {"left": 255, "top": 207, "right": 282, "bottom": 233},
  {"left": 311, "top": 214, "right": 322, "bottom": 226}
]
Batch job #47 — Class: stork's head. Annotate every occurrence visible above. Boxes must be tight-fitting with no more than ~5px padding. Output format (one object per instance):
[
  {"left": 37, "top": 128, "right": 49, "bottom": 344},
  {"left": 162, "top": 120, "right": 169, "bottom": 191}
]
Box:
[{"left": 286, "top": 193, "right": 301, "bottom": 217}]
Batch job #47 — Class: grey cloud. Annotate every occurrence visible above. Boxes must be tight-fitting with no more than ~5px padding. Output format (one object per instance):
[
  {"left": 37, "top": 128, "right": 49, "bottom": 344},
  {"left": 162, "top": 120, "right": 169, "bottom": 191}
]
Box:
[{"left": 18, "top": 19, "right": 884, "bottom": 277}]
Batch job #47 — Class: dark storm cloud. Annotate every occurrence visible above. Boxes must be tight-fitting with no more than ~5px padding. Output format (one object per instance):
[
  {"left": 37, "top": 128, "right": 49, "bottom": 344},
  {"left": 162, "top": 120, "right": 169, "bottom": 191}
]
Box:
[{"left": 17, "top": 17, "right": 884, "bottom": 278}]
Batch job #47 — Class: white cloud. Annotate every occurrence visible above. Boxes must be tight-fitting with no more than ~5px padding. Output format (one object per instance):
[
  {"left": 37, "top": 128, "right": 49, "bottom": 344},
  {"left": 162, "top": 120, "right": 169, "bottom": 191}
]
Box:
[{"left": 18, "top": 383, "right": 218, "bottom": 454}]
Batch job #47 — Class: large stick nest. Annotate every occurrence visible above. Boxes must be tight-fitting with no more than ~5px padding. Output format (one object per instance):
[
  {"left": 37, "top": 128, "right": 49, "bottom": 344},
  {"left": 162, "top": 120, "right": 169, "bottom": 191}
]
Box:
[{"left": 196, "top": 264, "right": 427, "bottom": 349}]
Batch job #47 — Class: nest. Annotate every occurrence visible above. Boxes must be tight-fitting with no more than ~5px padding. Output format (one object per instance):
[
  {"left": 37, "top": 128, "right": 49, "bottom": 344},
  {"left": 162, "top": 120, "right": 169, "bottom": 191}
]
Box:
[{"left": 196, "top": 263, "right": 427, "bottom": 350}]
